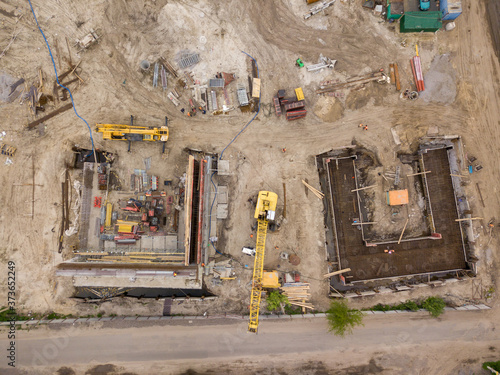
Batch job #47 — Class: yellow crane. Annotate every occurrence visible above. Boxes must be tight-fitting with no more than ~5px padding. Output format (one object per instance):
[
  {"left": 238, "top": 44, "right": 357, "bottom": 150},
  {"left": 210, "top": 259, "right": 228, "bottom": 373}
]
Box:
[
  {"left": 248, "top": 190, "right": 278, "bottom": 333},
  {"left": 95, "top": 116, "right": 169, "bottom": 152}
]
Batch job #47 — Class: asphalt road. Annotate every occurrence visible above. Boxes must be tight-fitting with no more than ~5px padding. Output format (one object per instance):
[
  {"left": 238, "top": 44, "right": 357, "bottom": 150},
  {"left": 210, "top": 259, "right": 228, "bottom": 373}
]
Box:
[{"left": 2, "top": 310, "right": 499, "bottom": 374}]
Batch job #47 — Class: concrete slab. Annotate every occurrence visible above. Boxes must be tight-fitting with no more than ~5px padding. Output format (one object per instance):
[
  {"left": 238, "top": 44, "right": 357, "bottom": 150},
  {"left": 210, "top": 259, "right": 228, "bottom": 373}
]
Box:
[
  {"left": 217, "top": 203, "right": 228, "bottom": 219},
  {"left": 218, "top": 160, "right": 230, "bottom": 175},
  {"left": 217, "top": 186, "right": 228, "bottom": 204}
]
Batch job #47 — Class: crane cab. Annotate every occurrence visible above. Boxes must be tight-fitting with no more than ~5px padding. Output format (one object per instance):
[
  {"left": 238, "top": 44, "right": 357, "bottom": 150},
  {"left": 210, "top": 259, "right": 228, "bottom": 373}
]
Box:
[{"left": 254, "top": 191, "right": 278, "bottom": 221}]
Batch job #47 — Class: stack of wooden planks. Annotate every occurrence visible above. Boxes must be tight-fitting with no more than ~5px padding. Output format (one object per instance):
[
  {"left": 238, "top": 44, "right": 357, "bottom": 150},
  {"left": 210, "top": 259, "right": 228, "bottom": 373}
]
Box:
[
  {"left": 302, "top": 179, "right": 324, "bottom": 200},
  {"left": 280, "top": 282, "right": 314, "bottom": 311}
]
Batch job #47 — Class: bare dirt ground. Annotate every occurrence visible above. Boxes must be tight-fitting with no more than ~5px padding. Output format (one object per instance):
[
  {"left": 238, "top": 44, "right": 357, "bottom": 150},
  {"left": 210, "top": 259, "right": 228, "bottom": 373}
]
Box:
[{"left": 0, "top": 0, "right": 499, "bottom": 364}]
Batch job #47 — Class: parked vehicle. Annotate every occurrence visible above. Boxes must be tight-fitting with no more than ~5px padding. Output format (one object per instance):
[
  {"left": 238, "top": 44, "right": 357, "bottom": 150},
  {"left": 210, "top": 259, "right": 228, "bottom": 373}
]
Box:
[{"left": 420, "top": 0, "right": 430, "bottom": 11}]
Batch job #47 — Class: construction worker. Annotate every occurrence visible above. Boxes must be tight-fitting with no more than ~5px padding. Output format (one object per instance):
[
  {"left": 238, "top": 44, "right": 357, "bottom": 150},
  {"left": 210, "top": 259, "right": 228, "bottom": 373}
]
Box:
[
  {"left": 363, "top": 125, "right": 368, "bottom": 131},
  {"left": 282, "top": 148, "right": 286, "bottom": 153},
  {"left": 181, "top": 108, "right": 185, "bottom": 113},
  {"left": 359, "top": 123, "right": 364, "bottom": 128},
  {"left": 187, "top": 112, "right": 191, "bottom": 117}
]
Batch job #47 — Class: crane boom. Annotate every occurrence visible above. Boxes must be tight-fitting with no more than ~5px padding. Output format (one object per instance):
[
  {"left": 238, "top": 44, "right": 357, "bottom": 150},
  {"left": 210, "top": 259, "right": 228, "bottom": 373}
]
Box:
[
  {"left": 95, "top": 124, "right": 169, "bottom": 142},
  {"left": 248, "top": 191, "right": 278, "bottom": 333}
]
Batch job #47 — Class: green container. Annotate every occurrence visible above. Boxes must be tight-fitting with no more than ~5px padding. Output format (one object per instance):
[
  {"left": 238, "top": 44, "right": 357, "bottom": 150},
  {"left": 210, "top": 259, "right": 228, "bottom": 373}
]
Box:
[{"left": 400, "top": 11, "right": 442, "bottom": 33}]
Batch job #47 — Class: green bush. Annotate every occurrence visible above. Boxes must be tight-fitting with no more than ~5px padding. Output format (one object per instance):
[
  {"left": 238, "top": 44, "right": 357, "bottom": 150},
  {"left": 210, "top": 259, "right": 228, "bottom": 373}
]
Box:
[
  {"left": 326, "top": 300, "right": 364, "bottom": 337},
  {"left": 483, "top": 361, "right": 500, "bottom": 372},
  {"left": 422, "top": 297, "right": 446, "bottom": 318},
  {"left": 397, "top": 300, "right": 420, "bottom": 311},
  {"left": 266, "top": 291, "right": 290, "bottom": 311},
  {"left": 371, "top": 303, "right": 392, "bottom": 312}
]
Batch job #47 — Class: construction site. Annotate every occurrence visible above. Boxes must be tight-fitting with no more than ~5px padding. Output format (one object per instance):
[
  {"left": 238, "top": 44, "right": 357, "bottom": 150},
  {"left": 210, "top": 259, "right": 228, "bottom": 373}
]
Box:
[{"left": 0, "top": 0, "right": 500, "bottom": 371}]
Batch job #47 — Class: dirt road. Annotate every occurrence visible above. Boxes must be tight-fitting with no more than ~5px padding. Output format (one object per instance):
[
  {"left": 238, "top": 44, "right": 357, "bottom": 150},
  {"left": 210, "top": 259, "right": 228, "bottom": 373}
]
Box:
[{"left": 1, "top": 310, "right": 498, "bottom": 374}]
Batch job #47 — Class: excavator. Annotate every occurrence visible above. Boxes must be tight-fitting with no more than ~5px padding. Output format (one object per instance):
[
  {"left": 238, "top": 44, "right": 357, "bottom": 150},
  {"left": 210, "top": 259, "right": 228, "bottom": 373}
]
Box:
[
  {"left": 95, "top": 116, "right": 169, "bottom": 152},
  {"left": 248, "top": 190, "right": 278, "bottom": 333}
]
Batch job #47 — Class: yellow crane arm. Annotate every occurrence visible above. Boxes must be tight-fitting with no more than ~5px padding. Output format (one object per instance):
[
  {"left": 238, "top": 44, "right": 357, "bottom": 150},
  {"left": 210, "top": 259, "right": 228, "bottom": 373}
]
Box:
[
  {"left": 248, "top": 219, "right": 268, "bottom": 333},
  {"left": 95, "top": 124, "right": 169, "bottom": 142}
]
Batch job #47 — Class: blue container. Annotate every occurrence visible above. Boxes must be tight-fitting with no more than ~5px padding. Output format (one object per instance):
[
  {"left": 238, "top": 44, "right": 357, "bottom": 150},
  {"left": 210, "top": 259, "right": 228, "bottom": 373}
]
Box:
[{"left": 440, "top": 0, "right": 462, "bottom": 21}]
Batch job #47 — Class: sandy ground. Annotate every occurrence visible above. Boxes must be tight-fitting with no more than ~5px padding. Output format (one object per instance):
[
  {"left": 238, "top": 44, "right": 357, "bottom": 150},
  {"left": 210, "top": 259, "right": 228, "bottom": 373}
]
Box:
[
  {"left": 0, "top": 0, "right": 498, "bottom": 345},
  {"left": 1, "top": 310, "right": 499, "bottom": 375}
]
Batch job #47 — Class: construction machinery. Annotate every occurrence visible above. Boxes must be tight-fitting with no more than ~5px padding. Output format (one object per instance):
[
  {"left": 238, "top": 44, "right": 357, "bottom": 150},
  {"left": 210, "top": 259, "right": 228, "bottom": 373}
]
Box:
[
  {"left": 248, "top": 191, "right": 278, "bottom": 333},
  {"left": 96, "top": 116, "right": 169, "bottom": 152}
]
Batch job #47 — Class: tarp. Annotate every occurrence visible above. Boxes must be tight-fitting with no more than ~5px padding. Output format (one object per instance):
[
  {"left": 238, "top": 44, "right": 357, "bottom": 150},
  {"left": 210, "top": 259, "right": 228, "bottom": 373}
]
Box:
[{"left": 400, "top": 11, "right": 442, "bottom": 33}]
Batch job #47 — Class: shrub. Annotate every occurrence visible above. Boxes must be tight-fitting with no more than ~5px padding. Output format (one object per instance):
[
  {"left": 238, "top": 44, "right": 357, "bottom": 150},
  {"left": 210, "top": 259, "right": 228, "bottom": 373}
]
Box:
[
  {"left": 326, "top": 300, "right": 364, "bottom": 337},
  {"left": 483, "top": 361, "right": 500, "bottom": 372},
  {"left": 397, "top": 300, "right": 420, "bottom": 311},
  {"left": 422, "top": 297, "right": 446, "bottom": 318},
  {"left": 266, "top": 291, "right": 290, "bottom": 311}
]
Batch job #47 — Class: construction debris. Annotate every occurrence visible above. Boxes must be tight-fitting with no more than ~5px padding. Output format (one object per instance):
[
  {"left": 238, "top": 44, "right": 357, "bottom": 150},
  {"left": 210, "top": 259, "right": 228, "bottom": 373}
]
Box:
[
  {"left": 178, "top": 52, "right": 200, "bottom": 69},
  {"left": 304, "top": 0, "right": 336, "bottom": 19},
  {"left": 0, "top": 143, "right": 16, "bottom": 157},
  {"left": 306, "top": 56, "right": 337, "bottom": 72},
  {"left": 316, "top": 70, "right": 388, "bottom": 94},
  {"left": 75, "top": 29, "right": 100, "bottom": 51},
  {"left": 302, "top": 179, "right": 324, "bottom": 199},
  {"left": 27, "top": 103, "right": 73, "bottom": 129},
  {"left": 274, "top": 88, "right": 307, "bottom": 121},
  {"left": 280, "top": 282, "right": 314, "bottom": 311}
]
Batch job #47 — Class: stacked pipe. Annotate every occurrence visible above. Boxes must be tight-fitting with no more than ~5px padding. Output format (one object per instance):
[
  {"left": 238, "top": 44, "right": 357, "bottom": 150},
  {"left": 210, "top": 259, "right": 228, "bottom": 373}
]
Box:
[{"left": 411, "top": 46, "right": 425, "bottom": 92}]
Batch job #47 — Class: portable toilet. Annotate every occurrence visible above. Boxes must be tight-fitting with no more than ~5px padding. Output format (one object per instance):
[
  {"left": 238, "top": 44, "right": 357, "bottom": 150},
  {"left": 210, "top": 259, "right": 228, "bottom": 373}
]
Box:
[{"left": 440, "top": 0, "right": 462, "bottom": 21}]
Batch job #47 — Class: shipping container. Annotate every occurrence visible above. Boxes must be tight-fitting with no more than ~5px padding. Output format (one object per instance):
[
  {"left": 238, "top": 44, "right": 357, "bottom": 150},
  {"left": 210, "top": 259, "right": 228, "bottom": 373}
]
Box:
[
  {"left": 400, "top": 11, "right": 442, "bottom": 33},
  {"left": 440, "top": 0, "right": 462, "bottom": 21}
]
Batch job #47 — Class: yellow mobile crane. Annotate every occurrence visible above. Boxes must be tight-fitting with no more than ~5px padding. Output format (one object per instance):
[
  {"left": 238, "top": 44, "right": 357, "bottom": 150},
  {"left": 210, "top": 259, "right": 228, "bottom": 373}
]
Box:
[
  {"left": 248, "top": 190, "right": 278, "bottom": 333},
  {"left": 96, "top": 116, "right": 169, "bottom": 152}
]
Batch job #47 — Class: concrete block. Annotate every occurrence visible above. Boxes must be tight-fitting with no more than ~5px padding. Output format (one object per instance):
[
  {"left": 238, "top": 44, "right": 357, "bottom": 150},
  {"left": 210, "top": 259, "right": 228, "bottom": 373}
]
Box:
[
  {"left": 38, "top": 320, "right": 50, "bottom": 324},
  {"left": 359, "top": 290, "right": 377, "bottom": 296},
  {"left": 289, "top": 314, "right": 303, "bottom": 319},
  {"left": 87, "top": 318, "right": 100, "bottom": 322},
  {"left": 384, "top": 310, "right": 398, "bottom": 314},
  {"left": 124, "top": 316, "right": 137, "bottom": 321},
  {"left": 99, "top": 317, "right": 113, "bottom": 322},
  {"left": 50, "top": 319, "right": 66, "bottom": 324},
  {"left": 464, "top": 305, "right": 479, "bottom": 310},
  {"left": 148, "top": 316, "right": 161, "bottom": 320},
  {"left": 218, "top": 160, "right": 230, "bottom": 175},
  {"left": 413, "top": 283, "right": 428, "bottom": 288},
  {"left": 344, "top": 293, "right": 360, "bottom": 298},
  {"left": 372, "top": 311, "right": 385, "bottom": 314},
  {"left": 137, "top": 317, "right": 149, "bottom": 321},
  {"left": 475, "top": 304, "right": 491, "bottom": 310},
  {"left": 170, "top": 316, "right": 184, "bottom": 320},
  {"left": 444, "top": 307, "right": 456, "bottom": 311},
  {"left": 376, "top": 287, "right": 393, "bottom": 294},
  {"left": 0, "top": 322, "right": 9, "bottom": 326},
  {"left": 160, "top": 316, "right": 172, "bottom": 320},
  {"left": 455, "top": 306, "right": 468, "bottom": 310},
  {"left": 26, "top": 320, "right": 39, "bottom": 325}
]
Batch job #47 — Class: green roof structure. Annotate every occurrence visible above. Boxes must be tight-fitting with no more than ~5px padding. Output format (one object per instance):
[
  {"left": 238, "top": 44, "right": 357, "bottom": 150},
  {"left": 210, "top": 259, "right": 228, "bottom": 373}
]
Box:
[{"left": 400, "top": 11, "right": 442, "bottom": 33}]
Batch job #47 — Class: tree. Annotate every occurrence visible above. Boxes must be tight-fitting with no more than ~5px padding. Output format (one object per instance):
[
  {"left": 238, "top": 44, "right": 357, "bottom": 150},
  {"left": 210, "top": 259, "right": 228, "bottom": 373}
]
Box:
[
  {"left": 326, "top": 300, "right": 364, "bottom": 337},
  {"left": 483, "top": 360, "right": 500, "bottom": 373},
  {"left": 422, "top": 296, "right": 446, "bottom": 318},
  {"left": 266, "top": 291, "right": 290, "bottom": 312}
]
